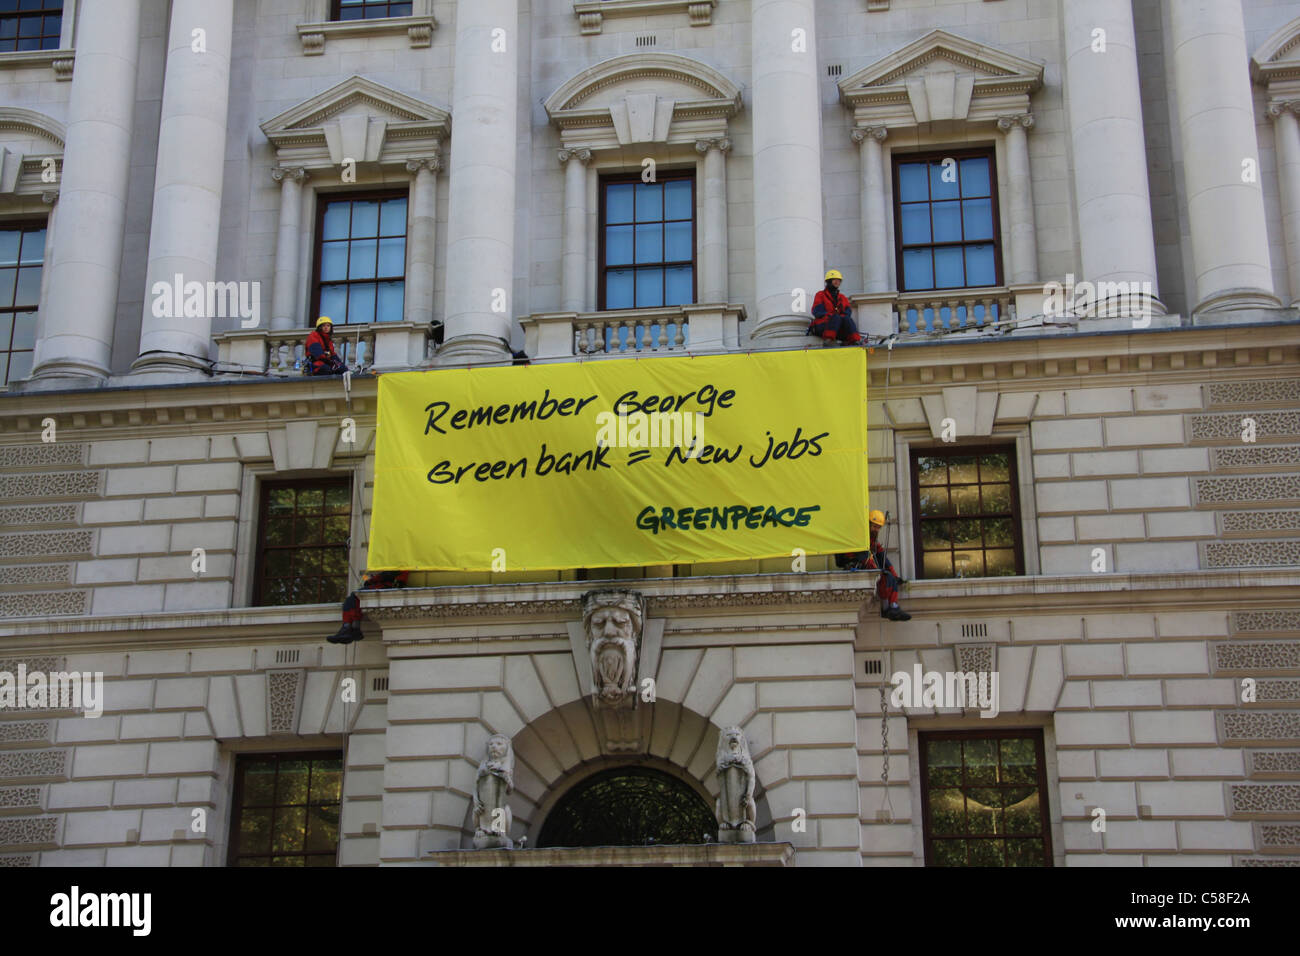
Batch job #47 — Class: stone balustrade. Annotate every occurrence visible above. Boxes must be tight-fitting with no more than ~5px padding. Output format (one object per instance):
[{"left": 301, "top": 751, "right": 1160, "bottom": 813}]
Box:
[
  {"left": 213, "top": 322, "right": 432, "bottom": 377},
  {"left": 521, "top": 304, "right": 745, "bottom": 361}
]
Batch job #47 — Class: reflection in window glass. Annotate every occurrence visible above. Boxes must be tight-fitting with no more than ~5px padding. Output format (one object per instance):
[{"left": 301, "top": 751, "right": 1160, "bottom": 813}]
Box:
[
  {"left": 601, "top": 176, "right": 694, "bottom": 310},
  {"left": 912, "top": 446, "right": 1022, "bottom": 579},
  {"left": 895, "top": 152, "right": 999, "bottom": 291},
  {"left": 229, "top": 753, "right": 343, "bottom": 867}
]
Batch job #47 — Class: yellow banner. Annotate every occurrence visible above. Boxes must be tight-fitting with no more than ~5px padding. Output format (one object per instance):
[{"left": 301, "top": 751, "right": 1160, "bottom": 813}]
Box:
[{"left": 367, "top": 348, "right": 868, "bottom": 571}]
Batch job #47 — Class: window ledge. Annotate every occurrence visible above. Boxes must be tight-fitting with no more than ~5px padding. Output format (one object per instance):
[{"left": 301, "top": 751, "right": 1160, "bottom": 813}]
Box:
[
  {"left": 297, "top": 16, "right": 436, "bottom": 55},
  {"left": 0, "top": 48, "right": 74, "bottom": 80},
  {"left": 573, "top": 0, "right": 716, "bottom": 35}
]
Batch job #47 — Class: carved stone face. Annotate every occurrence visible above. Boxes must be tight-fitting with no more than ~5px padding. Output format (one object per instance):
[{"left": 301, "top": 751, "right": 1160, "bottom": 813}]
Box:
[
  {"left": 487, "top": 735, "right": 508, "bottom": 760},
  {"left": 588, "top": 606, "right": 633, "bottom": 645},
  {"left": 725, "top": 732, "right": 743, "bottom": 754}
]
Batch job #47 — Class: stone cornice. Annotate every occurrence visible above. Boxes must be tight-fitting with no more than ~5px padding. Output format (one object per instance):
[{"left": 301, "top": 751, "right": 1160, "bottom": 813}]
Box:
[
  {"left": 572, "top": 0, "right": 717, "bottom": 36},
  {"left": 296, "top": 15, "right": 437, "bottom": 55},
  {"left": 1, "top": 324, "right": 1296, "bottom": 428}
]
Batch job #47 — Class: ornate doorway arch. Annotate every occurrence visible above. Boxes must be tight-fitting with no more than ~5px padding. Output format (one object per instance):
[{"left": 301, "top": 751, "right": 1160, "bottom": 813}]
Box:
[{"left": 537, "top": 764, "right": 715, "bottom": 848}]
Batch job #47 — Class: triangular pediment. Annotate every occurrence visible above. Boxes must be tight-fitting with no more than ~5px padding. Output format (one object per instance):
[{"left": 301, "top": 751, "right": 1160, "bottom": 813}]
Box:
[
  {"left": 839, "top": 29, "right": 1044, "bottom": 94},
  {"left": 1253, "top": 15, "right": 1300, "bottom": 85},
  {"left": 260, "top": 75, "right": 450, "bottom": 137}
]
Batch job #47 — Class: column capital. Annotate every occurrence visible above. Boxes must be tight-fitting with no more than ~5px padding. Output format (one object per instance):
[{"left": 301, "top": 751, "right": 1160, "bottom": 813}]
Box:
[
  {"left": 1268, "top": 100, "right": 1300, "bottom": 120},
  {"left": 405, "top": 156, "right": 443, "bottom": 175},
  {"left": 997, "top": 113, "right": 1035, "bottom": 132},
  {"left": 694, "top": 137, "right": 732, "bottom": 154},
  {"left": 557, "top": 147, "right": 593, "bottom": 165},
  {"left": 850, "top": 126, "right": 888, "bottom": 144},
  {"left": 271, "top": 165, "right": 309, "bottom": 184}
]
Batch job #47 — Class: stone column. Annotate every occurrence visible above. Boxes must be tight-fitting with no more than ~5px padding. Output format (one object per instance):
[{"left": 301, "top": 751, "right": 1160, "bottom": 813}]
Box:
[
  {"left": 438, "top": 0, "right": 518, "bottom": 365},
  {"left": 132, "top": 0, "right": 236, "bottom": 375},
  {"left": 1063, "top": 0, "right": 1163, "bottom": 315},
  {"left": 695, "top": 137, "right": 730, "bottom": 304},
  {"left": 404, "top": 156, "right": 441, "bottom": 326},
  {"left": 1268, "top": 101, "right": 1300, "bottom": 306},
  {"left": 37, "top": 190, "right": 58, "bottom": 318},
  {"left": 1170, "top": 0, "right": 1279, "bottom": 311},
  {"left": 751, "top": 0, "right": 824, "bottom": 342},
  {"left": 30, "top": 0, "right": 142, "bottom": 382},
  {"left": 269, "top": 166, "right": 308, "bottom": 331},
  {"left": 997, "top": 114, "right": 1038, "bottom": 285},
  {"left": 852, "top": 126, "right": 889, "bottom": 293},
  {"left": 558, "top": 147, "right": 591, "bottom": 314}
]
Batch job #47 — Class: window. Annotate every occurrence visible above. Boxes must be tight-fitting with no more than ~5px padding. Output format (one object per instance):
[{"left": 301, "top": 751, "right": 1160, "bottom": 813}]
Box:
[
  {"left": 538, "top": 767, "right": 716, "bottom": 847},
  {"left": 228, "top": 752, "right": 343, "bottom": 866},
  {"left": 911, "top": 444, "right": 1024, "bottom": 579},
  {"left": 599, "top": 174, "right": 695, "bottom": 310},
  {"left": 894, "top": 150, "right": 1000, "bottom": 291},
  {"left": 0, "top": 222, "right": 44, "bottom": 386},
  {"left": 312, "top": 191, "right": 407, "bottom": 326},
  {"left": 0, "top": 0, "right": 62, "bottom": 53},
  {"left": 331, "top": 0, "right": 412, "bottom": 19},
  {"left": 254, "top": 478, "right": 351, "bottom": 607},
  {"left": 920, "top": 730, "right": 1052, "bottom": 866}
]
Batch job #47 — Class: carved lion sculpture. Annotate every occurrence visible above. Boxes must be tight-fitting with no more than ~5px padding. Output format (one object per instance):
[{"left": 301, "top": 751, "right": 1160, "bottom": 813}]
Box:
[
  {"left": 582, "top": 589, "right": 643, "bottom": 705},
  {"left": 472, "top": 733, "right": 515, "bottom": 849},
  {"left": 715, "top": 725, "right": 757, "bottom": 843}
]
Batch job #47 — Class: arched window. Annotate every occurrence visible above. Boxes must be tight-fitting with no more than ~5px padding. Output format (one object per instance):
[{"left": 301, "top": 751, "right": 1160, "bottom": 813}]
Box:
[{"left": 537, "top": 767, "right": 715, "bottom": 848}]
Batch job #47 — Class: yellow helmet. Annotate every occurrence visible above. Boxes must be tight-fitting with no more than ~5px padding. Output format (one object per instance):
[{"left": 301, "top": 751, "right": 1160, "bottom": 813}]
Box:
[
  {"left": 825, "top": 269, "right": 843, "bottom": 282},
  {"left": 869, "top": 509, "right": 886, "bottom": 527},
  {"left": 315, "top": 316, "right": 333, "bottom": 328}
]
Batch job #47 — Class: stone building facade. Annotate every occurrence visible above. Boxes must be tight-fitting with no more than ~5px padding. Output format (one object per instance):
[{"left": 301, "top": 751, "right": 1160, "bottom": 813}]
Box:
[{"left": 0, "top": 0, "right": 1298, "bottom": 866}]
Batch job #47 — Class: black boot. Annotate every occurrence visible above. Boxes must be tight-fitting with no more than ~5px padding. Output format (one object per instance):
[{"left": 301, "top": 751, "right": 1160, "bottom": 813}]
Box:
[
  {"left": 885, "top": 607, "right": 911, "bottom": 622},
  {"left": 327, "top": 621, "right": 363, "bottom": 644}
]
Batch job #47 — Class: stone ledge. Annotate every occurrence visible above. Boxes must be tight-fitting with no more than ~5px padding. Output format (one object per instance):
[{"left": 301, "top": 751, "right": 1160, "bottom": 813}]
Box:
[
  {"left": 296, "top": 16, "right": 436, "bottom": 55},
  {"left": 0, "top": 48, "right": 74, "bottom": 80},
  {"left": 428, "top": 840, "right": 792, "bottom": 866},
  {"left": 572, "top": 1, "right": 716, "bottom": 35}
]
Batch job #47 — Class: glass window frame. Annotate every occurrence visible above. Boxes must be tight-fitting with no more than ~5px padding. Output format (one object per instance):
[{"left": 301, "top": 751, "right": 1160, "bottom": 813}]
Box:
[
  {"left": 329, "top": 0, "right": 413, "bottom": 20},
  {"left": 226, "top": 750, "right": 344, "bottom": 867},
  {"left": 908, "top": 442, "right": 1026, "bottom": 580},
  {"left": 597, "top": 171, "right": 697, "bottom": 312},
  {"left": 0, "top": 0, "right": 63, "bottom": 53},
  {"left": 891, "top": 147, "right": 1003, "bottom": 292},
  {"left": 0, "top": 218, "right": 47, "bottom": 387},
  {"left": 252, "top": 476, "right": 353, "bottom": 608},
  {"left": 918, "top": 728, "right": 1053, "bottom": 867},
  {"left": 310, "top": 188, "right": 409, "bottom": 328}
]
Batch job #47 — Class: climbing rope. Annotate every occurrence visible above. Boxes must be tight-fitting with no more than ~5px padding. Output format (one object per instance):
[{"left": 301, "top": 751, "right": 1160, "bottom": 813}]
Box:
[{"left": 873, "top": 334, "right": 897, "bottom": 822}]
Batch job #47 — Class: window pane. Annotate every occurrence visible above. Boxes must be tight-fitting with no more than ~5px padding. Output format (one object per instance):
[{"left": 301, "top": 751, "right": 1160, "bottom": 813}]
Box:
[
  {"left": 930, "top": 161, "right": 960, "bottom": 200},
  {"left": 243, "top": 762, "right": 276, "bottom": 806},
  {"left": 933, "top": 247, "right": 963, "bottom": 288},
  {"left": 295, "top": 520, "right": 322, "bottom": 548},
  {"left": 920, "top": 520, "right": 951, "bottom": 550},
  {"left": 664, "top": 266, "right": 692, "bottom": 306},
  {"left": 960, "top": 157, "right": 991, "bottom": 196},
  {"left": 928, "top": 788, "right": 964, "bottom": 833},
  {"left": 953, "top": 550, "right": 983, "bottom": 577},
  {"left": 293, "top": 548, "right": 322, "bottom": 575},
  {"left": 968, "top": 840, "right": 1004, "bottom": 865},
  {"left": 918, "top": 486, "right": 949, "bottom": 515},
  {"left": 664, "top": 179, "right": 692, "bottom": 219},
  {"left": 377, "top": 237, "right": 405, "bottom": 277},
  {"left": 0, "top": 313, "right": 11, "bottom": 347},
  {"left": 979, "top": 453, "right": 1010, "bottom": 482},
  {"left": 951, "top": 518, "right": 981, "bottom": 548},
  {"left": 14, "top": 267, "right": 40, "bottom": 306},
  {"left": 962, "top": 198, "right": 993, "bottom": 240},
  {"left": 376, "top": 281, "right": 403, "bottom": 322},
  {"left": 272, "top": 807, "right": 306, "bottom": 853},
  {"left": 606, "top": 269, "right": 633, "bottom": 308},
  {"left": 19, "top": 228, "right": 44, "bottom": 263},
  {"left": 985, "top": 549, "right": 1017, "bottom": 575},
  {"left": 347, "top": 240, "right": 377, "bottom": 279},
  {"left": 347, "top": 283, "right": 376, "bottom": 324},
  {"left": 1001, "top": 738, "right": 1037, "bottom": 783},
  {"left": 898, "top": 163, "right": 928, "bottom": 202},
  {"left": 5, "top": 350, "right": 31, "bottom": 383},
  {"left": 322, "top": 203, "right": 350, "bottom": 239},
  {"left": 265, "top": 517, "right": 292, "bottom": 546},
  {"left": 238, "top": 809, "right": 272, "bottom": 854},
  {"left": 900, "top": 204, "right": 930, "bottom": 245},
  {"left": 605, "top": 225, "right": 634, "bottom": 266},
  {"left": 951, "top": 485, "right": 980, "bottom": 515},
  {"left": 0, "top": 270, "right": 13, "bottom": 307},
  {"left": 982, "top": 483, "right": 1012, "bottom": 512},
  {"left": 902, "top": 248, "right": 932, "bottom": 290},
  {"left": 324, "top": 485, "right": 350, "bottom": 513},
  {"left": 948, "top": 457, "right": 978, "bottom": 483},
  {"left": 927, "top": 740, "right": 962, "bottom": 788},
  {"left": 277, "top": 759, "right": 311, "bottom": 804},
  {"left": 634, "top": 224, "right": 662, "bottom": 264},
  {"left": 634, "top": 182, "right": 662, "bottom": 221},
  {"left": 305, "top": 805, "right": 339, "bottom": 852},
  {"left": 931, "top": 201, "right": 962, "bottom": 242},
  {"left": 982, "top": 517, "right": 1014, "bottom": 547},
  {"left": 264, "top": 550, "right": 291, "bottom": 577},
  {"left": 916, "top": 458, "right": 948, "bottom": 486},
  {"left": 10, "top": 311, "right": 34, "bottom": 350},
  {"left": 319, "top": 285, "right": 346, "bottom": 323},
  {"left": 350, "top": 201, "right": 379, "bottom": 237},
  {"left": 606, "top": 184, "right": 634, "bottom": 224},
  {"left": 923, "top": 552, "right": 953, "bottom": 577},
  {"left": 1006, "top": 838, "right": 1043, "bottom": 865},
  {"left": 965, "top": 739, "right": 997, "bottom": 783},
  {"left": 664, "top": 220, "right": 692, "bottom": 261},
  {"left": 378, "top": 197, "right": 407, "bottom": 236},
  {"left": 635, "top": 268, "right": 663, "bottom": 307},
  {"left": 298, "top": 488, "right": 323, "bottom": 514},
  {"left": 320, "top": 242, "right": 348, "bottom": 281},
  {"left": 965, "top": 244, "right": 996, "bottom": 286}
]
